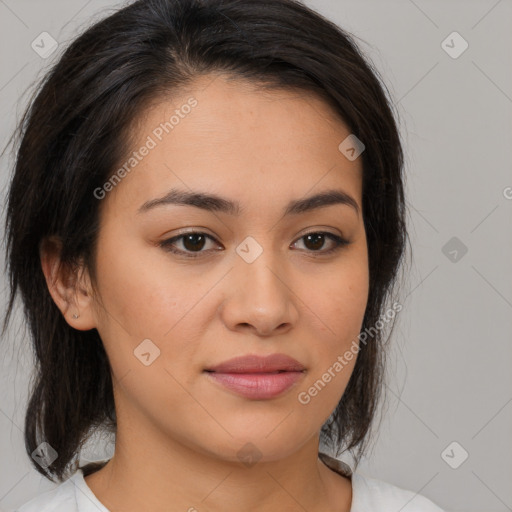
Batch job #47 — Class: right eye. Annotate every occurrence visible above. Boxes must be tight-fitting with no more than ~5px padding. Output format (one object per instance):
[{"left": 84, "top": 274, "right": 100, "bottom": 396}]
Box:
[{"left": 159, "top": 232, "right": 222, "bottom": 258}]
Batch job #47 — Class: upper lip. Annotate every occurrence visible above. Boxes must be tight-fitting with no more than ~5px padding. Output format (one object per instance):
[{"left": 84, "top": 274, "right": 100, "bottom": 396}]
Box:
[{"left": 204, "top": 354, "right": 306, "bottom": 373}]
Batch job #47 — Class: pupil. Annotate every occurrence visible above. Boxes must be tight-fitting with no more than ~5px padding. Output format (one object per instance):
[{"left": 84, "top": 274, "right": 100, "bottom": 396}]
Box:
[
  {"left": 183, "top": 234, "right": 205, "bottom": 251},
  {"left": 305, "top": 233, "right": 324, "bottom": 250}
]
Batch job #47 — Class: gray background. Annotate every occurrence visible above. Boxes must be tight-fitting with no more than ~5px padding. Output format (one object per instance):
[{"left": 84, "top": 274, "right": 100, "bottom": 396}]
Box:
[{"left": 0, "top": 1, "right": 511, "bottom": 511}]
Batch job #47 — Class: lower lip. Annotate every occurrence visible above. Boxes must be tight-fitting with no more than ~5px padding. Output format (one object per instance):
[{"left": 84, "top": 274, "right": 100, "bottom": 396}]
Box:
[{"left": 204, "top": 371, "right": 305, "bottom": 399}]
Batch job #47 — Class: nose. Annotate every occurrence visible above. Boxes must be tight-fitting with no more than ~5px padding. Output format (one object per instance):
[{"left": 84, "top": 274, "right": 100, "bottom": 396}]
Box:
[{"left": 219, "top": 244, "right": 299, "bottom": 337}]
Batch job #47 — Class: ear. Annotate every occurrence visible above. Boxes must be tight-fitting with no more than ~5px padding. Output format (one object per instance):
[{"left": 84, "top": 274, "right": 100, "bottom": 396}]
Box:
[{"left": 39, "top": 236, "right": 97, "bottom": 331}]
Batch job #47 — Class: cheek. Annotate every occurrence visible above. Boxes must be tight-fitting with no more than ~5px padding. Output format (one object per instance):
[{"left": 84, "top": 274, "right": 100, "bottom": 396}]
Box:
[
  {"left": 93, "top": 227, "right": 195, "bottom": 338},
  {"left": 298, "top": 257, "right": 368, "bottom": 406},
  {"left": 314, "top": 254, "right": 369, "bottom": 341},
  {"left": 91, "top": 229, "right": 221, "bottom": 392}
]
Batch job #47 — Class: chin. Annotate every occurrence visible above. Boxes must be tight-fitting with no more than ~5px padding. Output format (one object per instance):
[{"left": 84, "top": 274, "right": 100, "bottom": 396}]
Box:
[{"left": 199, "top": 430, "right": 311, "bottom": 466}]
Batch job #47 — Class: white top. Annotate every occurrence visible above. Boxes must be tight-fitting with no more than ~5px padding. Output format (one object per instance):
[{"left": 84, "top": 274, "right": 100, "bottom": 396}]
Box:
[{"left": 14, "top": 457, "right": 445, "bottom": 512}]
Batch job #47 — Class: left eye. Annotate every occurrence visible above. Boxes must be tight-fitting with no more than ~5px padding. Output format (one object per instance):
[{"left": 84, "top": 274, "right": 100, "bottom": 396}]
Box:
[
  {"left": 159, "top": 231, "right": 350, "bottom": 258},
  {"left": 292, "top": 232, "right": 350, "bottom": 254}
]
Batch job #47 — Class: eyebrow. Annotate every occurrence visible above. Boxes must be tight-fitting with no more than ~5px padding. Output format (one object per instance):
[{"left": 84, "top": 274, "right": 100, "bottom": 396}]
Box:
[{"left": 137, "top": 187, "right": 360, "bottom": 217}]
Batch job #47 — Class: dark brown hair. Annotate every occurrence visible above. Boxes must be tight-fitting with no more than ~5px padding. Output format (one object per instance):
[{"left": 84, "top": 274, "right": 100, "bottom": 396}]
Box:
[{"left": 2, "top": 0, "right": 408, "bottom": 483}]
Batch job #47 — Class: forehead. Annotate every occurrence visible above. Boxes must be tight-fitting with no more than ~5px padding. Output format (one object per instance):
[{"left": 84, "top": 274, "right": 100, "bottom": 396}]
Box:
[{"left": 104, "top": 74, "right": 363, "bottom": 216}]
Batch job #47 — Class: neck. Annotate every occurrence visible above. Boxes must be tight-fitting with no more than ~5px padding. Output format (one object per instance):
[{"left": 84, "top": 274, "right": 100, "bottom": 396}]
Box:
[{"left": 84, "top": 427, "right": 352, "bottom": 512}]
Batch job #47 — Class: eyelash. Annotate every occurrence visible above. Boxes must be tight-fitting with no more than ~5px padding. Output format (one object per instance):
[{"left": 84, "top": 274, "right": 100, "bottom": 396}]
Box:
[{"left": 159, "top": 231, "right": 350, "bottom": 259}]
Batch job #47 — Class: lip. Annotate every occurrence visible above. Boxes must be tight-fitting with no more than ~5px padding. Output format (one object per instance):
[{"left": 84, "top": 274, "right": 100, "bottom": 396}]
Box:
[
  {"left": 205, "top": 353, "right": 306, "bottom": 373},
  {"left": 204, "top": 354, "right": 306, "bottom": 400}
]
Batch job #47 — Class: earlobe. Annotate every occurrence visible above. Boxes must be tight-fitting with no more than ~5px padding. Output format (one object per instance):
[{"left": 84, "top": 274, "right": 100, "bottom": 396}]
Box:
[{"left": 39, "top": 236, "right": 97, "bottom": 331}]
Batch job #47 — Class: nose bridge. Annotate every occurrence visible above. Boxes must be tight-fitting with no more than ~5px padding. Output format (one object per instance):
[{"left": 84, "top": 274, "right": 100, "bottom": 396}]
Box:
[
  {"left": 222, "top": 233, "right": 297, "bottom": 334},
  {"left": 236, "top": 234, "right": 286, "bottom": 301}
]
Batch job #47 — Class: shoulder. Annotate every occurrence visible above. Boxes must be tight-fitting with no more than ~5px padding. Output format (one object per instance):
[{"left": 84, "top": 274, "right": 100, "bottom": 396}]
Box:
[
  {"left": 14, "top": 474, "right": 79, "bottom": 512},
  {"left": 351, "top": 471, "right": 445, "bottom": 512}
]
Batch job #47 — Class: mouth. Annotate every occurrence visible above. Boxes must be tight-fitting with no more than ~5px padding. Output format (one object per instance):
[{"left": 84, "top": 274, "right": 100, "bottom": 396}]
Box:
[
  {"left": 204, "top": 353, "right": 306, "bottom": 373},
  {"left": 203, "top": 353, "right": 306, "bottom": 400}
]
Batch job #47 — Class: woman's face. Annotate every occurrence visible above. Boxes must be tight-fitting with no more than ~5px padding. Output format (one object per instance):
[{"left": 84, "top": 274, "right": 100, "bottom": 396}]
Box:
[{"left": 87, "top": 74, "right": 369, "bottom": 463}]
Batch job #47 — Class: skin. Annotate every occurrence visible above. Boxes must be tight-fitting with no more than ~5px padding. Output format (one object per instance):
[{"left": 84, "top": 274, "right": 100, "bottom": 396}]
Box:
[{"left": 41, "top": 73, "right": 369, "bottom": 512}]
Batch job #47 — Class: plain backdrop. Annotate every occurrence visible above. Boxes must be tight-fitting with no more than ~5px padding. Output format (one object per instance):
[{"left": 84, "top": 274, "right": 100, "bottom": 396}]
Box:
[{"left": 0, "top": 1, "right": 511, "bottom": 511}]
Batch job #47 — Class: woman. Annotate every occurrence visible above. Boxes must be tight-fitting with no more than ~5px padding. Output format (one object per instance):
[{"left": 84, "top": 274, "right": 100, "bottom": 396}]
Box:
[{"left": 3, "top": 0, "right": 444, "bottom": 510}]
